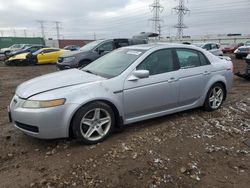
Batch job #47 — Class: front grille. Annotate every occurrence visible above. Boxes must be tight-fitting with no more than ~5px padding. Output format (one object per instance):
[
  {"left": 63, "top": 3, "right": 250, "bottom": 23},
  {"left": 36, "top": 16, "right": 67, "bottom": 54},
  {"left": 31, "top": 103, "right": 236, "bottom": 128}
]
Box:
[
  {"left": 58, "top": 57, "right": 64, "bottom": 63},
  {"left": 15, "top": 121, "right": 39, "bottom": 133}
]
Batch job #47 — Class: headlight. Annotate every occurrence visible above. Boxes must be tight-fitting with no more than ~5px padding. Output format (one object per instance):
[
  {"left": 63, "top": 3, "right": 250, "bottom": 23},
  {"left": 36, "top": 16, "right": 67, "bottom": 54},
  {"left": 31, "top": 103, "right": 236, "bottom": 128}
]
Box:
[
  {"left": 22, "top": 99, "right": 66, "bottom": 108},
  {"left": 63, "top": 57, "right": 76, "bottom": 63}
]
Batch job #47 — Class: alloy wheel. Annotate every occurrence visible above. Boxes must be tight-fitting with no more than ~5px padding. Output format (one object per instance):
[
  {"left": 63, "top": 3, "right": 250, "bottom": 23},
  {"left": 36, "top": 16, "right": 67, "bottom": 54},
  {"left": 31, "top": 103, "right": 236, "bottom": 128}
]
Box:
[
  {"left": 80, "top": 108, "right": 111, "bottom": 141},
  {"left": 209, "top": 86, "right": 224, "bottom": 109}
]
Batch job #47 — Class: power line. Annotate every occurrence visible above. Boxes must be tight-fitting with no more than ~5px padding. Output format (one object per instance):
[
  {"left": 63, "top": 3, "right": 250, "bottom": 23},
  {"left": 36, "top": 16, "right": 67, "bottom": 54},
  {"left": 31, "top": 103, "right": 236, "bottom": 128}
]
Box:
[
  {"left": 149, "top": 0, "right": 164, "bottom": 36},
  {"left": 172, "top": 0, "right": 190, "bottom": 39}
]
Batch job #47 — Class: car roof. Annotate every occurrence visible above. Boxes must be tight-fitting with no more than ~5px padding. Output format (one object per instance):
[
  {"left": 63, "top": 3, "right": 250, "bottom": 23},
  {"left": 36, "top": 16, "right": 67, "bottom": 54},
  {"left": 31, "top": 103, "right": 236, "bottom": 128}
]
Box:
[
  {"left": 40, "top": 47, "right": 60, "bottom": 50},
  {"left": 124, "top": 43, "right": 202, "bottom": 51}
]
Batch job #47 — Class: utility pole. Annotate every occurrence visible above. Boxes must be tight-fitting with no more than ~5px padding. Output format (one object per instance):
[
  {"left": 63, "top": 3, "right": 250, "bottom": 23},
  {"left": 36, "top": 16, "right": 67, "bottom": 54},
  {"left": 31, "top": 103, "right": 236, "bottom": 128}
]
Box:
[
  {"left": 172, "top": 0, "right": 190, "bottom": 39},
  {"left": 54, "top": 21, "right": 62, "bottom": 39},
  {"left": 37, "top": 20, "right": 45, "bottom": 39},
  {"left": 149, "top": 0, "right": 164, "bottom": 37},
  {"left": 94, "top": 32, "right": 96, "bottom": 40},
  {"left": 13, "top": 29, "right": 16, "bottom": 37},
  {"left": 24, "top": 29, "right": 27, "bottom": 37},
  {"left": 157, "top": 25, "right": 162, "bottom": 39}
]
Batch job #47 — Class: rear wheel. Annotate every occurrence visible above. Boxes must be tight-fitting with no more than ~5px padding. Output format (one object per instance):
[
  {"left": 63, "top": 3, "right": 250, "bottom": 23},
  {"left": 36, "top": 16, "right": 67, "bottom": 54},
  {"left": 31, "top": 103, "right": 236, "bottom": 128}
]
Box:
[
  {"left": 72, "top": 102, "right": 115, "bottom": 144},
  {"left": 203, "top": 83, "right": 225, "bottom": 111}
]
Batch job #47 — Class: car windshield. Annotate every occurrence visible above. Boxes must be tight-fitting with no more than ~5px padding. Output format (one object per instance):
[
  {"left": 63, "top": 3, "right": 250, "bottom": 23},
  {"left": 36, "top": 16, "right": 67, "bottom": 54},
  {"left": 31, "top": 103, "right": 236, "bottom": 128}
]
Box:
[
  {"left": 245, "top": 41, "right": 250, "bottom": 46},
  {"left": 79, "top": 40, "right": 104, "bottom": 52},
  {"left": 10, "top": 44, "right": 23, "bottom": 49},
  {"left": 83, "top": 48, "right": 145, "bottom": 78}
]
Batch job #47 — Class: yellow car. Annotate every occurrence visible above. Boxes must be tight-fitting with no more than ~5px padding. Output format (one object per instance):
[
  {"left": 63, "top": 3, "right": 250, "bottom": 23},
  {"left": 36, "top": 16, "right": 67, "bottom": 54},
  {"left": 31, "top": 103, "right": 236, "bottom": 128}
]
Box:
[
  {"left": 5, "top": 48, "right": 68, "bottom": 65},
  {"left": 28, "top": 48, "right": 69, "bottom": 65}
]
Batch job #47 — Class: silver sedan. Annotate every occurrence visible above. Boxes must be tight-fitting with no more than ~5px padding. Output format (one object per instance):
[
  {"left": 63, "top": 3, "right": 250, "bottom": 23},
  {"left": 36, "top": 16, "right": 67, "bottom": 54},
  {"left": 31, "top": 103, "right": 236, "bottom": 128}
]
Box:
[{"left": 9, "top": 44, "right": 233, "bottom": 144}]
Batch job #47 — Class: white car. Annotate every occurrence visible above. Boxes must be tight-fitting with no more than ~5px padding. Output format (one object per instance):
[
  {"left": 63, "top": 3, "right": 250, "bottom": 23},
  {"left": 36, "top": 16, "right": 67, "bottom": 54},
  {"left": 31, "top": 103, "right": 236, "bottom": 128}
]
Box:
[
  {"left": 193, "top": 43, "right": 223, "bottom": 56},
  {"left": 9, "top": 44, "right": 233, "bottom": 144}
]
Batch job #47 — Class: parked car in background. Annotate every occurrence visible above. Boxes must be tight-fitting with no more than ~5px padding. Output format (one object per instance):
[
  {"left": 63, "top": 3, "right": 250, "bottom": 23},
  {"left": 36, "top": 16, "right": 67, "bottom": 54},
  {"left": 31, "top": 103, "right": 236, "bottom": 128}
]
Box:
[
  {"left": 8, "top": 45, "right": 46, "bottom": 57},
  {"left": 245, "top": 41, "right": 250, "bottom": 46},
  {"left": 5, "top": 48, "right": 68, "bottom": 65},
  {"left": 222, "top": 43, "right": 244, "bottom": 53},
  {"left": 63, "top": 45, "right": 81, "bottom": 51},
  {"left": 193, "top": 42, "right": 223, "bottom": 56},
  {"left": 234, "top": 46, "right": 250, "bottom": 59},
  {"left": 8, "top": 43, "right": 233, "bottom": 144},
  {"left": 0, "top": 44, "right": 33, "bottom": 56},
  {"left": 57, "top": 38, "right": 147, "bottom": 70},
  {"left": 235, "top": 54, "right": 250, "bottom": 80}
]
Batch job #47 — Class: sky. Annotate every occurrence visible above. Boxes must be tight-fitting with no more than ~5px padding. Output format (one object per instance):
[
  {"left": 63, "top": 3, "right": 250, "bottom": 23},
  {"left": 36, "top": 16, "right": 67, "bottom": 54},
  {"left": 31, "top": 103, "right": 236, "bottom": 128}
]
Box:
[{"left": 0, "top": 0, "right": 249, "bottom": 39}]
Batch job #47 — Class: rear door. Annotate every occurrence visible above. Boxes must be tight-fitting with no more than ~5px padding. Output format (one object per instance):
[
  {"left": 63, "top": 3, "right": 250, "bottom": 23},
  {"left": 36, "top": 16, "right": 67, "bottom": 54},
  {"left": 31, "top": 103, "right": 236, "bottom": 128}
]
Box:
[
  {"left": 175, "top": 48, "right": 212, "bottom": 106},
  {"left": 123, "top": 49, "right": 180, "bottom": 120}
]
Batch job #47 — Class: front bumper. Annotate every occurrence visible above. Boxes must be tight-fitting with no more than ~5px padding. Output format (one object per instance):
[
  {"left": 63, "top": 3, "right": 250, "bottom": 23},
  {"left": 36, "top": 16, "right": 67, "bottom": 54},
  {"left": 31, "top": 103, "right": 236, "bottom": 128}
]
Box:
[
  {"left": 9, "top": 95, "right": 79, "bottom": 139},
  {"left": 56, "top": 62, "right": 78, "bottom": 70}
]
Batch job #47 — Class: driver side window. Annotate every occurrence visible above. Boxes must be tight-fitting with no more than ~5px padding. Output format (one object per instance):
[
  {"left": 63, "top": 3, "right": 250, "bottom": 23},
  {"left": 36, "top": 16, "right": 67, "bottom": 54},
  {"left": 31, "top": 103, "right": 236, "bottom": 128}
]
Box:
[{"left": 137, "top": 49, "right": 175, "bottom": 76}]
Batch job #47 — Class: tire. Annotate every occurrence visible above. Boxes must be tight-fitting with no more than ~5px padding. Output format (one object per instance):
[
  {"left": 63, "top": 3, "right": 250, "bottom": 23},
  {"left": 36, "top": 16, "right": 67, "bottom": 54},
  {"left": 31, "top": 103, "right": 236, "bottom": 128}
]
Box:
[
  {"left": 203, "top": 83, "right": 225, "bottom": 111},
  {"left": 72, "top": 102, "right": 115, "bottom": 144},
  {"left": 235, "top": 55, "right": 241, "bottom": 59},
  {"left": 4, "top": 51, "right": 10, "bottom": 56},
  {"left": 78, "top": 60, "right": 91, "bottom": 69}
]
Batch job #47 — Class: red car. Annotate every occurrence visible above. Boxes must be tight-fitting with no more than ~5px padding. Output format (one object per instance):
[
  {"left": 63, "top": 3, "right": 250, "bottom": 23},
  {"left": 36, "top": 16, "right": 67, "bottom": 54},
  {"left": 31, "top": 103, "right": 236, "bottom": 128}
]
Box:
[{"left": 222, "top": 43, "right": 244, "bottom": 53}]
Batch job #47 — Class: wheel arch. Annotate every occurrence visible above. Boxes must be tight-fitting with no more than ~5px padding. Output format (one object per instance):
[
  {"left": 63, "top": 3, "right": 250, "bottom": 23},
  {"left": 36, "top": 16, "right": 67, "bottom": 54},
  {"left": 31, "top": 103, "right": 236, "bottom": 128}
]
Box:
[{"left": 68, "top": 99, "right": 123, "bottom": 138}]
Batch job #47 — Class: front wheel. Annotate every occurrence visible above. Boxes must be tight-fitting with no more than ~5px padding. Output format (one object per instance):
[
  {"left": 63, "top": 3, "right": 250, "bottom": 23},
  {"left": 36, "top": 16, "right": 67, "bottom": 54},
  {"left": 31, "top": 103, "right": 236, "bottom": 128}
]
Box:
[
  {"left": 72, "top": 102, "right": 115, "bottom": 144},
  {"left": 78, "top": 60, "right": 91, "bottom": 69},
  {"left": 203, "top": 83, "right": 225, "bottom": 111}
]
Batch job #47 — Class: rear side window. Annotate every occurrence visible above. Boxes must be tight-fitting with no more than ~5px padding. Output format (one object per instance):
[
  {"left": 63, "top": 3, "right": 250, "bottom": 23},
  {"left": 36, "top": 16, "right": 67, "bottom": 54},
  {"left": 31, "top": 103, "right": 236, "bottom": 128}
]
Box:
[
  {"left": 43, "top": 49, "right": 59, "bottom": 53},
  {"left": 176, "top": 49, "right": 201, "bottom": 69},
  {"left": 199, "top": 52, "right": 210, "bottom": 66}
]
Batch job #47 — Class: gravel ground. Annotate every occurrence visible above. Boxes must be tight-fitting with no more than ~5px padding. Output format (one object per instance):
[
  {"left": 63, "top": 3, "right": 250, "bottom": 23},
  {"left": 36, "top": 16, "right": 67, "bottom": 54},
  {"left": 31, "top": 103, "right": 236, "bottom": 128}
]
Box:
[{"left": 0, "top": 56, "right": 249, "bottom": 188}]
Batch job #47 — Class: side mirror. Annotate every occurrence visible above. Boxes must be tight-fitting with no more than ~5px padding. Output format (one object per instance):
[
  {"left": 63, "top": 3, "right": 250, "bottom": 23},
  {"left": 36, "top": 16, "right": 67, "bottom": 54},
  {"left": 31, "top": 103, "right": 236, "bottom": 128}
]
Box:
[{"left": 128, "top": 70, "right": 149, "bottom": 81}]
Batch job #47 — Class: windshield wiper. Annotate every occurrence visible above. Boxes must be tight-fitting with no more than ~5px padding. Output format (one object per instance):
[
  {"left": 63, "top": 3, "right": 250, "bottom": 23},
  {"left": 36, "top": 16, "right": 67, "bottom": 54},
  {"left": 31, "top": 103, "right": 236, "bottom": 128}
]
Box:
[{"left": 83, "top": 69, "right": 98, "bottom": 76}]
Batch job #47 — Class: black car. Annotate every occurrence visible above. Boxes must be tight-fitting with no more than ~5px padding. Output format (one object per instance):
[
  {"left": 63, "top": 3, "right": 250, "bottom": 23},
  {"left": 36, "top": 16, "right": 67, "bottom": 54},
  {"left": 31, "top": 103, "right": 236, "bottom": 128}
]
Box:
[
  {"left": 56, "top": 38, "right": 147, "bottom": 70},
  {"left": 234, "top": 46, "right": 250, "bottom": 59},
  {"left": 8, "top": 45, "right": 46, "bottom": 57},
  {"left": 235, "top": 55, "right": 250, "bottom": 80},
  {"left": 63, "top": 45, "right": 80, "bottom": 51}
]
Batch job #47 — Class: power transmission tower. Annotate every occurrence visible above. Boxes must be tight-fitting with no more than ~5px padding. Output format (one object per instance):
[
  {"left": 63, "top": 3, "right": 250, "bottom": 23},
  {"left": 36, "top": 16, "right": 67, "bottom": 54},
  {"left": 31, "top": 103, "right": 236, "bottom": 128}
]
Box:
[
  {"left": 149, "top": 0, "right": 164, "bottom": 37},
  {"left": 37, "top": 20, "right": 45, "bottom": 39},
  {"left": 172, "top": 0, "right": 190, "bottom": 39},
  {"left": 13, "top": 29, "right": 16, "bottom": 37},
  {"left": 54, "top": 21, "right": 62, "bottom": 39}
]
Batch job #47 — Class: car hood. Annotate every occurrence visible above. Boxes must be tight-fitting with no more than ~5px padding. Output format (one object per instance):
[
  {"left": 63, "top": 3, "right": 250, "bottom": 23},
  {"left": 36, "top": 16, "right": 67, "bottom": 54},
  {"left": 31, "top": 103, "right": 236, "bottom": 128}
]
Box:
[
  {"left": 60, "top": 50, "right": 90, "bottom": 57},
  {"left": 0, "top": 48, "right": 10, "bottom": 52},
  {"left": 16, "top": 69, "right": 106, "bottom": 99},
  {"left": 9, "top": 52, "right": 29, "bottom": 60}
]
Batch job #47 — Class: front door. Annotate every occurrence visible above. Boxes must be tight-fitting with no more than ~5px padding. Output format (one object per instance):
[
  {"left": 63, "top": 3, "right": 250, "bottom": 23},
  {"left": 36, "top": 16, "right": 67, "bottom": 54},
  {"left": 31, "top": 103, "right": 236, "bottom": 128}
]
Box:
[{"left": 123, "top": 49, "right": 180, "bottom": 121}]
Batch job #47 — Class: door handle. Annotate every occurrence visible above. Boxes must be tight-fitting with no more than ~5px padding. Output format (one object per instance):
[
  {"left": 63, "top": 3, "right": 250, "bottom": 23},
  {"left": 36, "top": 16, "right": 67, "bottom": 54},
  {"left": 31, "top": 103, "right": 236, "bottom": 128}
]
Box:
[
  {"left": 168, "top": 77, "right": 178, "bottom": 83},
  {"left": 203, "top": 71, "right": 211, "bottom": 75}
]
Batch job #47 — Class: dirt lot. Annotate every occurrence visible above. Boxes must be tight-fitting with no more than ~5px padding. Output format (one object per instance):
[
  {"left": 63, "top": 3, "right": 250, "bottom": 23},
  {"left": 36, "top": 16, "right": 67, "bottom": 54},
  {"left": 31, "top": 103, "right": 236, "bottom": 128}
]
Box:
[{"left": 0, "top": 56, "right": 249, "bottom": 188}]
